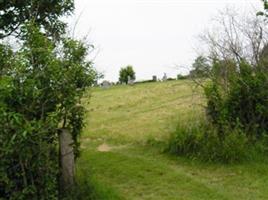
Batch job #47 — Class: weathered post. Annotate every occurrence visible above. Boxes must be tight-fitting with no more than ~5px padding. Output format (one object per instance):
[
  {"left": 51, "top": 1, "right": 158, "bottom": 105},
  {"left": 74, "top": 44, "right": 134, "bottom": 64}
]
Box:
[{"left": 59, "top": 128, "right": 74, "bottom": 195}]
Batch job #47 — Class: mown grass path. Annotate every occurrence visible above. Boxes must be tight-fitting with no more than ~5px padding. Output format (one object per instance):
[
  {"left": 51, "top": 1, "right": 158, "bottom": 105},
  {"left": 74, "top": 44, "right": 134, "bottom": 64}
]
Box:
[{"left": 77, "top": 80, "right": 268, "bottom": 200}]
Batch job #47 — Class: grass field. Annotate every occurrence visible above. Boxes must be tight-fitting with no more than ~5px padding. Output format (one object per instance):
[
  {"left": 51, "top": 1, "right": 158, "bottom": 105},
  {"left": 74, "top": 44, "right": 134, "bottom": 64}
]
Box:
[{"left": 76, "top": 80, "right": 268, "bottom": 200}]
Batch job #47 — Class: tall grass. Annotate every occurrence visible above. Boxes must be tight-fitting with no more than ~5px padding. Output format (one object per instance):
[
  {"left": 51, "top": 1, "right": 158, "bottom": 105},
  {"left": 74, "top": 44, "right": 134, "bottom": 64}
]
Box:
[
  {"left": 64, "top": 169, "right": 122, "bottom": 200},
  {"left": 166, "top": 116, "right": 266, "bottom": 163}
]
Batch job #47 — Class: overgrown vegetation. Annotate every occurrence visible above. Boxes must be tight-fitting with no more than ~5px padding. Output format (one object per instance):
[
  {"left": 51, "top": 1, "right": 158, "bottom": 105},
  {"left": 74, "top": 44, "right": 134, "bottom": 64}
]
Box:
[
  {"left": 0, "top": 2, "right": 98, "bottom": 199},
  {"left": 0, "top": 0, "right": 74, "bottom": 39},
  {"left": 168, "top": 7, "right": 268, "bottom": 163},
  {"left": 205, "top": 60, "right": 268, "bottom": 138},
  {"left": 167, "top": 117, "right": 259, "bottom": 163}
]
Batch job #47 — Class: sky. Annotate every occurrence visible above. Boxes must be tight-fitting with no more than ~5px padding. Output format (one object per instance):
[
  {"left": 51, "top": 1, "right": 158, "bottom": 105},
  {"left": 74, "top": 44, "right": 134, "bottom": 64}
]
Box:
[{"left": 68, "top": 0, "right": 263, "bottom": 82}]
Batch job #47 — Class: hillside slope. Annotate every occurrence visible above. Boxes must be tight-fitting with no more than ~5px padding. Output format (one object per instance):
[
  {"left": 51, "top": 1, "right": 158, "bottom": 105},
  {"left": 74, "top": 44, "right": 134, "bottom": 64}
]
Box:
[
  {"left": 77, "top": 80, "right": 268, "bottom": 200},
  {"left": 83, "top": 80, "right": 203, "bottom": 143}
]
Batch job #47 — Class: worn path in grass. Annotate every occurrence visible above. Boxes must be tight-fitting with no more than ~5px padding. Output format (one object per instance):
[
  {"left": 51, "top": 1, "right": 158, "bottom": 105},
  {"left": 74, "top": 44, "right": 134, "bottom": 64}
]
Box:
[{"left": 77, "top": 80, "right": 268, "bottom": 200}]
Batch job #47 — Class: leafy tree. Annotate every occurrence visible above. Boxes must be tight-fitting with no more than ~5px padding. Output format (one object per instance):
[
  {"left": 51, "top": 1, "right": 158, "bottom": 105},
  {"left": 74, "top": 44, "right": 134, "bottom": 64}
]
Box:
[
  {"left": 0, "top": 0, "right": 74, "bottom": 39},
  {"left": 0, "top": 0, "right": 98, "bottom": 197},
  {"left": 204, "top": 59, "right": 268, "bottom": 138},
  {"left": 197, "top": 8, "right": 268, "bottom": 138},
  {"left": 0, "top": 22, "right": 97, "bottom": 199},
  {"left": 190, "top": 56, "right": 210, "bottom": 78},
  {"left": 169, "top": 6, "right": 268, "bottom": 163},
  {"left": 0, "top": 22, "right": 98, "bottom": 199},
  {"left": 119, "top": 65, "right": 136, "bottom": 84},
  {"left": 257, "top": 0, "right": 268, "bottom": 17}
]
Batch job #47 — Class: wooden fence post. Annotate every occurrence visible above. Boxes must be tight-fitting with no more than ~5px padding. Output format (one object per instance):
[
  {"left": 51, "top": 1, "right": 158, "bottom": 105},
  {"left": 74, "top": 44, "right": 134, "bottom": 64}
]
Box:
[{"left": 59, "top": 128, "right": 74, "bottom": 195}]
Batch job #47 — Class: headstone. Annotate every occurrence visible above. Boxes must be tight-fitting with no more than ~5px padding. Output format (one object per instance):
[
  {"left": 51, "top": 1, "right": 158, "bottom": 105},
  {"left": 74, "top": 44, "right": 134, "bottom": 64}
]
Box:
[
  {"left": 128, "top": 75, "right": 134, "bottom": 85},
  {"left": 152, "top": 75, "right": 157, "bottom": 82},
  {"left": 128, "top": 79, "right": 134, "bottom": 85},
  {"left": 59, "top": 129, "right": 74, "bottom": 193},
  {"left": 102, "top": 80, "right": 110, "bottom": 89},
  {"left": 162, "top": 73, "right": 167, "bottom": 81}
]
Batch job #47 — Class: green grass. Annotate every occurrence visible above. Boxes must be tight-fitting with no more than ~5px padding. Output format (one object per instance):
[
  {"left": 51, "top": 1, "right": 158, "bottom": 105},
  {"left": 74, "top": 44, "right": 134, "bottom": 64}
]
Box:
[
  {"left": 83, "top": 80, "right": 204, "bottom": 143},
  {"left": 76, "top": 80, "right": 268, "bottom": 200}
]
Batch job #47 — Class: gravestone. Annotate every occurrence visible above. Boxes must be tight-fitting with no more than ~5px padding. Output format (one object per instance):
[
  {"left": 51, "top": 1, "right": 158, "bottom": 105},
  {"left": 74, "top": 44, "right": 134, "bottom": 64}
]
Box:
[
  {"left": 152, "top": 75, "right": 157, "bottom": 82},
  {"left": 128, "top": 75, "right": 134, "bottom": 85},
  {"left": 162, "top": 73, "right": 167, "bottom": 81},
  {"left": 59, "top": 129, "right": 74, "bottom": 193},
  {"left": 102, "top": 80, "right": 110, "bottom": 89}
]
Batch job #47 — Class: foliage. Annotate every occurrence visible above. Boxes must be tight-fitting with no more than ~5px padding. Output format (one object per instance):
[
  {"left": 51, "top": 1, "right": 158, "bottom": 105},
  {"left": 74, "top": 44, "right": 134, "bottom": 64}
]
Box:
[
  {"left": 174, "top": 6, "right": 268, "bottom": 164},
  {"left": 119, "top": 65, "right": 135, "bottom": 84},
  {"left": 63, "top": 169, "right": 123, "bottom": 200},
  {"left": 0, "top": 23, "right": 97, "bottom": 199},
  {"left": 169, "top": 55, "right": 267, "bottom": 164},
  {"left": 177, "top": 74, "right": 188, "bottom": 80},
  {"left": 169, "top": 58, "right": 268, "bottom": 163},
  {"left": 0, "top": 0, "right": 74, "bottom": 39},
  {"left": 167, "top": 78, "right": 176, "bottom": 81},
  {"left": 0, "top": 109, "right": 59, "bottom": 199},
  {"left": 257, "top": 0, "right": 268, "bottom": 17},
  {"left": 167, "top": 118, "right": 255, "bottom": 163},
  {"left": 204, "top": 60, "right": 268, "bottom": 139},
  {"left": 190, "top": 56, "right": 210, "bottom": 78}
]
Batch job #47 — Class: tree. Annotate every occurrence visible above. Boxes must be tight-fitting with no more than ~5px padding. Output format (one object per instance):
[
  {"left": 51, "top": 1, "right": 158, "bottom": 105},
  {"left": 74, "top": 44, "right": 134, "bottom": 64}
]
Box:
[
  {"left": 199, "top": 8, "right": 268, "bottom": 66},
  {"left": 0, "top": 0, "right": 74, "bottom": 39},
  {"left": 257, "top": 0, "right": 268, "bottom": 17},
  {"left": 0, "top": 22, "right": 98, "bottom": 199},
  {"left": 119, "top": 65, "right": 136, "bottom": 84},
  {"left": 190, "top": 56, "right": 210, "bottom": 78},
  {"left": 0, "top": 1, "right": 98, "bottom": 198},
  {"left": 200, "top": 8, "right": 268, "bottom": 140}
]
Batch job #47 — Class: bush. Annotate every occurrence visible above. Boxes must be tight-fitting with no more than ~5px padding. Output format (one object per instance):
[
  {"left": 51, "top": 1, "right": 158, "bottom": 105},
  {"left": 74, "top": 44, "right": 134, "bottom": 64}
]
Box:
[
  {"left": 168, "top": 59, "right": 268, "bottom": 163},
  {"left": 167, "top": 78, "right": 176, "bottom": 81},
  {"left": 167, "top": 121, "right": 204, "bottom": 157},
  {"left": 0, "top": 23, "right": 97, "bottom": 198},
  {"left": 202, "top": 127, "right": 249, "bottom": 163},
  {"left": 177, "top": 74, "right": 188, "bottom": 80},
  {"left": 204, "top": 60, "right": 268, "bottom": 139},
  {"left": 167, "top": 119, "right": 253, "bottom": 163}
]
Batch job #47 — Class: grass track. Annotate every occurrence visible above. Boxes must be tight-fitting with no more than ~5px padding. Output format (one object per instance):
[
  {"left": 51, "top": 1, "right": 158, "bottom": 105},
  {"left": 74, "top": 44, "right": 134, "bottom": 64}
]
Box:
[{"left": 77, "top": 80, "right": 268, "bottom": 200}]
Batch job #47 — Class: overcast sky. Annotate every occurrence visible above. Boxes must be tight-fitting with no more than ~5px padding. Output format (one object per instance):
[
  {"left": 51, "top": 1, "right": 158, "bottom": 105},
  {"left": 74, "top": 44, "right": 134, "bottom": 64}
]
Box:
[{"left": 68, "top": 0, "right": 263, "bottom": 82}]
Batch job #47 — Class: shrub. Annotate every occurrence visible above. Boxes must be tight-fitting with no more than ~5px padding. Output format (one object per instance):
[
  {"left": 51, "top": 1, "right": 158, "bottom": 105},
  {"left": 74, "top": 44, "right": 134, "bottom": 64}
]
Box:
[
  {"left": 167, "top": 78, "right": 176, "bottom": 81},
  {"left": 201, "top": 127, "right": 249, "bottom": 163},
  {"left": 204, "top": 60, "right": 268, "bottom": 139},
  {"left": 169, "top": 59, "right": 268, "bottom": 163},
  {"left": 0, "top": 23, "right": 97, "bottom": 198},
  {"left": 167, "top": 119, "right": 252, "bottom": 163},
  {"left": 177, "top": 74, "right": 188, "bottom": 80},
  {"left": 167, "top": 121, "right": 204, "bottom": 157}
]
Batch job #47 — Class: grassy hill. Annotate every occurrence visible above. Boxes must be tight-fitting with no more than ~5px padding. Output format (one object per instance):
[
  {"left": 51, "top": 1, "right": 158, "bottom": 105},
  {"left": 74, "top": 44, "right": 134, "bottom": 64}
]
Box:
[{"left": 76, "top": 80, "right": 268, "bottom": 200}]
